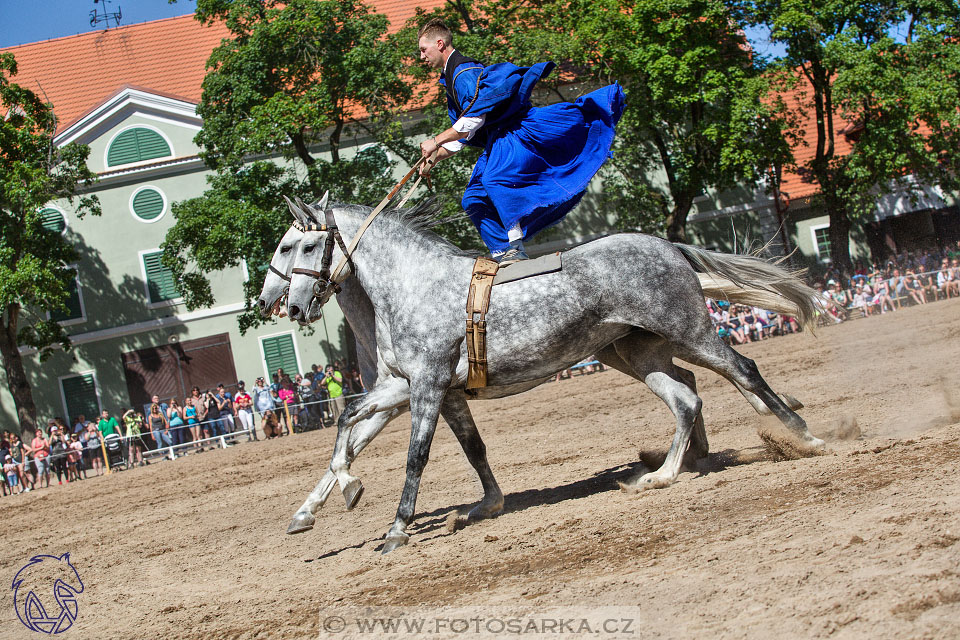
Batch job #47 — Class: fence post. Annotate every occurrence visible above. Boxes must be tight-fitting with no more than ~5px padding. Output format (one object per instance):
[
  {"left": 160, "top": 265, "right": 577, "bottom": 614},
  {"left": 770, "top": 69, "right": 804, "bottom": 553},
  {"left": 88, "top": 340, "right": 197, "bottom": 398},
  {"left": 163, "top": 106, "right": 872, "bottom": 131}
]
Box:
[
  {"left": 283, "top": 400, "right": 292, "bottom": 435},
  {"left": 168, "top": 446, "right": 175, "bottom": 460},
  {"left": 100, "top": 435, "right": 112, "bottom": 475},
  {"left": 219, "top": 436, "right": 227, "bottom": 449}
]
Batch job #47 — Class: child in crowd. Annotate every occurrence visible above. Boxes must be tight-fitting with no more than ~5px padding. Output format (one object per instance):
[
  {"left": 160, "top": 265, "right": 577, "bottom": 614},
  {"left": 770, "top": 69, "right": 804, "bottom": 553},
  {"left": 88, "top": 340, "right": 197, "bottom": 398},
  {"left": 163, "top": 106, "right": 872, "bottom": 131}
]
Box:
[
  {"left": 4, "top": 455, "right": 20, "bottom": 495},
  {"left": 68, "top": 433, "right": 85, "bottom": 481}
]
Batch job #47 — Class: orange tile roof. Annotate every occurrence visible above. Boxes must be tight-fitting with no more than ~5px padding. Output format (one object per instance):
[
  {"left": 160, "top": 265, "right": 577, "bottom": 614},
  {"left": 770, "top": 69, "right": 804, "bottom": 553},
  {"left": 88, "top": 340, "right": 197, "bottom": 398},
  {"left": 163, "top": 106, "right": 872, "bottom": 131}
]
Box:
[
  {"left": 1, "top": 2, "right": 443, "bottom": 135},
  {"left": 777, "top": 78, "right": 857, "bottom": 204}
]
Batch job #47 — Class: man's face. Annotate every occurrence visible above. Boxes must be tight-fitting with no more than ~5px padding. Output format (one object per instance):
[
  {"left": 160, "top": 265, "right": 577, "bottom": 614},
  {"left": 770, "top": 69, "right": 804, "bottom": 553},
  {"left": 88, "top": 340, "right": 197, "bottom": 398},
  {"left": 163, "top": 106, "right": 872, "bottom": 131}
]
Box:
[
  {"left": 418, "top": 34, "right": 446, "bottom": 70},
  {"left": 152, "top": 395, "right": 160, "bottom": 404},
  {"left": 101, "top": 410, "right": 108, "bottom": 419}
]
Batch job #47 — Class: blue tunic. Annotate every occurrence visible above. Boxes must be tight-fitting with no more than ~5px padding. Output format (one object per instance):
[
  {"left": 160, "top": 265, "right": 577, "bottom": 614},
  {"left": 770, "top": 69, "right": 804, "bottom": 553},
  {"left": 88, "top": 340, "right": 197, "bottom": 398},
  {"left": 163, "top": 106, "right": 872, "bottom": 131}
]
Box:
[{"left": 441, "top": 58, "right": 625, "bottom": 251}]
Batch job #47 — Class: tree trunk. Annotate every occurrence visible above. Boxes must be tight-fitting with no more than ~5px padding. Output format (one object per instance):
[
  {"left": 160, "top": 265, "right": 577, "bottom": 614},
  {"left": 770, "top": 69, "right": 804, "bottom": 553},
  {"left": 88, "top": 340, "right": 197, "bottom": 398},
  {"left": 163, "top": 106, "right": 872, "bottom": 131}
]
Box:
[
  {"left": 825, "top": 202, "right": 854, "bottom": 276},
  {"left": 665, "top": 193, "right": 695, "bottom": 243},
  {"left": 0, "top": 311, "right": 38, "bottom": 437}
]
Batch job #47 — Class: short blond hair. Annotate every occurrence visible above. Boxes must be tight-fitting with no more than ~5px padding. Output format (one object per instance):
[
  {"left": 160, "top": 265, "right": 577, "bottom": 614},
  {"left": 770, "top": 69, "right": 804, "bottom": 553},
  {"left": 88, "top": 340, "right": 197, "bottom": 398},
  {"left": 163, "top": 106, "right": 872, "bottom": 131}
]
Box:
[{"left": 418, "top": 18, "right": 452, "bottom": 46}]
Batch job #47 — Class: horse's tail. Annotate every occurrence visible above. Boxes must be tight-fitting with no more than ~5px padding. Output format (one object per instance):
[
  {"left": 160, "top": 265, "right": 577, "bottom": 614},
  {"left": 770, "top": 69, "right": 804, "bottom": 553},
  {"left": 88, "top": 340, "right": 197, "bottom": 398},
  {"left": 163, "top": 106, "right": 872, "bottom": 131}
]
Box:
[{"left": 674, "top": 243, "right": 820, "bottom": 330}]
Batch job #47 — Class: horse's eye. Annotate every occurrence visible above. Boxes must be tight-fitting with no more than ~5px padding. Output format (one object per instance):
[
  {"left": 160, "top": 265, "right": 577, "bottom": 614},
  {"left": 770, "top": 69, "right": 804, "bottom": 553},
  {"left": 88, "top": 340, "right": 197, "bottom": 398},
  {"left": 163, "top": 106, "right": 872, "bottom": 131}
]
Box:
[
  {"left": 279, "top": 246, "right": 291, "bottom": 254},
  {"left": 304, "top": 244, "right": 316, "bottom": 253}
]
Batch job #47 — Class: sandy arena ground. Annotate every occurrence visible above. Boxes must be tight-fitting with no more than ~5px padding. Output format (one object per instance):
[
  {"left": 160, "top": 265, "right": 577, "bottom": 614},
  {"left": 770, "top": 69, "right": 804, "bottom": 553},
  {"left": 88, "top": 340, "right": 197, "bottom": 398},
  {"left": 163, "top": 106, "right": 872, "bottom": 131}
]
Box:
[{"left": 2, "top": 298, "right": 959, "bottom": 639}]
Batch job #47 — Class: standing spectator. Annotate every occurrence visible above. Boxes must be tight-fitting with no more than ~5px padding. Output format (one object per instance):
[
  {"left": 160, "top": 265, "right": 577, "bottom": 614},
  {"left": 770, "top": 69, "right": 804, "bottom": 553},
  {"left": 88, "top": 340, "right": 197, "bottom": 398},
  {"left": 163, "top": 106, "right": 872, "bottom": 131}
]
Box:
[
  {"left": 252, "top": 377, "right": 275, "bottom": 433},
  {"left": 277, "top": 376, "right": 298, "bottom": 434},
  {"left": 4, "top": 455, "right": 20, "bottom": 495},
  {"left": 122, "top": 409, "right": 146, "bottom": 467},
  {"left": 84, "top": 423, "right": 104, "bottom": 476},
  {"left": 166, "top": 399, "right": 188, "bottom": 450},
  {"left": 29, "top": 426, "right": 51, "bottom": 489},
  {"left": 8, "top": 433, "right": 30, "bottom": 492},
  {"left": 148, "top": 403, "right": 171, "bottom": 450},
  {"left": 203, "top": 391, "right": 220, "bottom": 439},
  {"left": 67, "top": 433, "right": 85, "bottom": 480},
  {"left": 48, "top": 428, "right": 70, "bottom": 485},
  {"left": 184, "top": 398, "right": 201, "bottom": 450},
  {"left": 299, "top": 373, "right": 319, "bottom": 428},
  {"left": 321, "top": 364, "right": 346, "bottom": 425},
  {"left": 73, "top": 414, "right": 86, "bottom": 436},
  {"left": 215, "top": 384, "right": 235, "bottom": 436},
  {"left": 97, "top": 409, "right": 121, "bottom": 437},
  {"left": 234, "top": 380, "right": 256, "bottom": 441}
]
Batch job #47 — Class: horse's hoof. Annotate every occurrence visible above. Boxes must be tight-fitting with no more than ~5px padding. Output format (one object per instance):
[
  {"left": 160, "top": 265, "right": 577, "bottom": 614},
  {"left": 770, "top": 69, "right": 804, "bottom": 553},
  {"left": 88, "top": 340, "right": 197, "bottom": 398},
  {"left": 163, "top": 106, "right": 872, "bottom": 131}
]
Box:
[
  {"left": 287, "top": 512, "right": 315, "bottom": 534},
  {"left": 342, "top": 479, "right": 364, "bottom": 511},
  {"left": 468, "top": 501, "right": 504, "bottom": 521},
  {"left": 381, "top": 533, "right": 409, "bottom": 554}
]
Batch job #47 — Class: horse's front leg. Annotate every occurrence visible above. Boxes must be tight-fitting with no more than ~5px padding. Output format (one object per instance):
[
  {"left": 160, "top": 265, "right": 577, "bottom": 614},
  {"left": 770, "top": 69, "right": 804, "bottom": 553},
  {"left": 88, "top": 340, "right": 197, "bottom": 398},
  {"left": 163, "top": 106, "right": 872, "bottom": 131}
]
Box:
[
  {"left": 330, "top": 376, "right": 410, "bottom": 509},
  {"left": 287, "top": 406, "right": 405, "bottom": 534},
  {"left": 382, "top": 379, "right": 447, "bottom": 554}
]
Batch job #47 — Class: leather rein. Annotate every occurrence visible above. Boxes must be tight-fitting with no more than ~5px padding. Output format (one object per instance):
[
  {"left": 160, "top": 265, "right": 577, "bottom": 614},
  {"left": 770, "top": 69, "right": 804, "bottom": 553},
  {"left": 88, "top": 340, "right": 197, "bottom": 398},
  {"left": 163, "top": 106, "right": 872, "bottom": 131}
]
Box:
[{"left": 283, "top": 153, "right": 433, "bottom": 303}]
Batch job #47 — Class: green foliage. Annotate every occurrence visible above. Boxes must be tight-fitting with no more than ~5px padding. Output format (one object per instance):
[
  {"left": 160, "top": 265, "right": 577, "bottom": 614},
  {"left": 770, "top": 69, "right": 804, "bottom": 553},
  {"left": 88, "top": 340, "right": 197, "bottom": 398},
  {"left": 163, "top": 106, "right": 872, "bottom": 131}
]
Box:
[
  {"left": 741, "top": 0, "right": 960, "bottom": 271},
  {"left": 163, "top": 0, "right": 416, "bottom": 330},
  {"left": 0, "top": 52, "right": 100, "bottom": 358}
]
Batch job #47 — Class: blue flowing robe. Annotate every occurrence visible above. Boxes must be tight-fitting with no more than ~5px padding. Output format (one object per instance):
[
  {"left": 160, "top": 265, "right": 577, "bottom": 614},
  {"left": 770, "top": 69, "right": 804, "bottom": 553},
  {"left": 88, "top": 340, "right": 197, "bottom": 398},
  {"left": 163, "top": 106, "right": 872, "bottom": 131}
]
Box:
[{"left": 441, "top": 59, "right": 625, "bottom": 250}]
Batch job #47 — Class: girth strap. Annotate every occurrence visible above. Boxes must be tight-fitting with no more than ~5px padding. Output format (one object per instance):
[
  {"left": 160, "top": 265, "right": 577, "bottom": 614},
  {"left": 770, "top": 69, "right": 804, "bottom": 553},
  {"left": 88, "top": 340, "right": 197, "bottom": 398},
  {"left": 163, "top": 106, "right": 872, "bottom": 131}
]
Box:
[{"left": 465, "top": 256, "right": 499, "bottom": 390}]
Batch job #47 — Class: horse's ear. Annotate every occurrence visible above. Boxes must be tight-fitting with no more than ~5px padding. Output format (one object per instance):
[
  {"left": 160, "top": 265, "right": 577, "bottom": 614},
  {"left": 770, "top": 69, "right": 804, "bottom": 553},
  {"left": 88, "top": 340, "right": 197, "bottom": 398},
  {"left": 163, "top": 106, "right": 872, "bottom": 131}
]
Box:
[
  {"left": 294, "top": 196, "right": 320, "bottom": 225},
  {"left": 316, "top": 190, "right": 329, "bottom": 211},
  {"left": 285, "top": 195, "right": 311, "bottom": 226}
]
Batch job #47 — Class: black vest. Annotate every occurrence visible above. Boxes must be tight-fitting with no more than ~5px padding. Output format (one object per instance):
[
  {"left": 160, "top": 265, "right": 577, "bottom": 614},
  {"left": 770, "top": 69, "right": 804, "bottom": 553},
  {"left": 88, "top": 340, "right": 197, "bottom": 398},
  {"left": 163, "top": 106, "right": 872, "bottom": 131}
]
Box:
[{"left": 443, "top": 51, "right": 484, "bottom": 117}]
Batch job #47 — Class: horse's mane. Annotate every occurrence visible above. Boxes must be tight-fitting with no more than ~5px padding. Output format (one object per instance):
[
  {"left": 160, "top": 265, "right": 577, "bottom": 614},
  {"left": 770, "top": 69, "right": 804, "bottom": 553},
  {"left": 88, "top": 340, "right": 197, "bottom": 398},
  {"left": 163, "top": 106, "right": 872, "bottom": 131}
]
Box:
[{"left": 331, "top": 198, "right": 481, "bottom": 258}]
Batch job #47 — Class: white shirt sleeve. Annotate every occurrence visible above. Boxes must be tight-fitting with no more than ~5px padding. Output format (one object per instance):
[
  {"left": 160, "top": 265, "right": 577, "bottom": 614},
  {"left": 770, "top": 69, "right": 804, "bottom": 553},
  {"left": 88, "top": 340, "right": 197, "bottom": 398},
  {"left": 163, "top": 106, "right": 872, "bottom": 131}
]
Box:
[{"left": 440, "top": 114, "right": 486, "bottom": 153}]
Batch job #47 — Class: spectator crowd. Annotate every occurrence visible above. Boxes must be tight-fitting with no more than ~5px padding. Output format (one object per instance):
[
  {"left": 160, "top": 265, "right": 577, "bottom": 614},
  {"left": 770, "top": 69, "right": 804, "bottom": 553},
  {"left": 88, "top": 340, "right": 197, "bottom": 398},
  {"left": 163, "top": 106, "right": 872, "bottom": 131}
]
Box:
[
  {"left": 1, "top": 360, "right": 364, "bottom": 497},
  {"left": 707, "top": 242, "right": 960, "bottom": 344}
]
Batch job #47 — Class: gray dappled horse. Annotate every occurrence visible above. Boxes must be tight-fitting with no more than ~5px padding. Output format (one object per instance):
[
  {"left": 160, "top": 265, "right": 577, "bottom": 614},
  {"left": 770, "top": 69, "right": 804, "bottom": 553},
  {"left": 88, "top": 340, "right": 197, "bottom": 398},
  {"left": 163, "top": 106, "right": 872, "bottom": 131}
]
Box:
[{"left": 278, "top": 197, "right": 823, "bottom": 553}]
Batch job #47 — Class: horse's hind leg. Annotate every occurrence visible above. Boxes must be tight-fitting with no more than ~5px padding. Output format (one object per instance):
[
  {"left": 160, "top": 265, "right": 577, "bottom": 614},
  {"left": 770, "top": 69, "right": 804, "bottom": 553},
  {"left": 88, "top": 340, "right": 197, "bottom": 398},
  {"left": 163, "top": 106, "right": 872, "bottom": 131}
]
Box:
[
  {"left": 675, "top": 336, "right": 824, "bottom": 451},
  {"left": 598, "top": 342, "right": 708, "bottom": 460},
  {"left": 731, "top": 380, "right": 804, "bottom": 416},
  {"left": 440, "top": 390, "right": 503, "bottom": 520},
  {"left": 611, "top": 334, "right": 703, "bottom": 490}
]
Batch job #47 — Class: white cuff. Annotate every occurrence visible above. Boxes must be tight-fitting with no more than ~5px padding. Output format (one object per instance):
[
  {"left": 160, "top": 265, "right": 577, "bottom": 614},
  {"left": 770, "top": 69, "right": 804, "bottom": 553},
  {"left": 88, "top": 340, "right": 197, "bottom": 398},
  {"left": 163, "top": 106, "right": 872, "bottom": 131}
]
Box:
[
  {"left": 441, "top": 140, "right": 465, "bottom": 153},
  {"left": 452, "top": 114, "right": 486, "bottom": 140}
]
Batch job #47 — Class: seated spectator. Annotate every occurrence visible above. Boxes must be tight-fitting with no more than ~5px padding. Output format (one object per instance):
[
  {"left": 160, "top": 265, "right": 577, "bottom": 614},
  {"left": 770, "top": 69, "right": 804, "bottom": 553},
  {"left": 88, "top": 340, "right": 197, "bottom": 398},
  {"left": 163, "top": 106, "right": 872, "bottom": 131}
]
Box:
[
  {"left": 261, "top": 410, "right": 282, "bottom": 439},
  {"left": 905, "top": 269, "right": 927, "bottom": 305},
  {"left": 937, "top": 258, "right": 958, "bottom": 299},
  {"left": 851, "top": 284, "right": 871, "bottom": 317}
]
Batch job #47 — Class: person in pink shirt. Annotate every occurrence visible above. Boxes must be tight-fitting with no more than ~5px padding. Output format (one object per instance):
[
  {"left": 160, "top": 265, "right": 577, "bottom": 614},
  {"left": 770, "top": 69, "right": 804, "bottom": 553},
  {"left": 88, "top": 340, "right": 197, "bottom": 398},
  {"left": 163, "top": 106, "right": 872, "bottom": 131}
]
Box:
[
  {"left": 29, "top": 426, "right": 52, "bottom": 489},
  {"left": 67, "top": 433, "right": 85, "bottom": 481}
]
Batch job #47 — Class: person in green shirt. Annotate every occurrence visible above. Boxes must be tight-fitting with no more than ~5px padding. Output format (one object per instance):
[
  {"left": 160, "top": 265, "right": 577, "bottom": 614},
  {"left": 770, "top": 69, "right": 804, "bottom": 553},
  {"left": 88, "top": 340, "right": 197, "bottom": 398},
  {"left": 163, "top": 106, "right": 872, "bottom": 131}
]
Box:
[
  {"left": 322, "top": 365, "right": 346, "bottom": 424},
  {"left": 121, "top": 408, "right": 146, "bottom": 467},
  {"left": 97, "top": 410, "right": 121, "bottom": 437}
]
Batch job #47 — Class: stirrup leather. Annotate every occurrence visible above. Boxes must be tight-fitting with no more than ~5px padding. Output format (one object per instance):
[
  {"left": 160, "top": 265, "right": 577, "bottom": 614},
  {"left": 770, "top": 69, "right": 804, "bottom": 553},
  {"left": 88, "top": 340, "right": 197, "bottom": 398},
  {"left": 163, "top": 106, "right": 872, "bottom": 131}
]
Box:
[{"left": 465, "top": 257, "right": 499, "bottom": 389}]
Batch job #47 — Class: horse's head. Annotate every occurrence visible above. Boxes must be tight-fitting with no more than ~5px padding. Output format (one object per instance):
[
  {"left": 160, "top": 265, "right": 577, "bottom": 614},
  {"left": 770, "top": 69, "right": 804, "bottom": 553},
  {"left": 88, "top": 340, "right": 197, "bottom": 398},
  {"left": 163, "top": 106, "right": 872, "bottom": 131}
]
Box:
[
  {"left": 286, "top": 195, "right": 357, "bottom": 325},
  {"left": 257, "top": 221, "right": 304, "bottom": 319},
  {"left": 12, "top": 553, "right": 84, "bottom": 633}
]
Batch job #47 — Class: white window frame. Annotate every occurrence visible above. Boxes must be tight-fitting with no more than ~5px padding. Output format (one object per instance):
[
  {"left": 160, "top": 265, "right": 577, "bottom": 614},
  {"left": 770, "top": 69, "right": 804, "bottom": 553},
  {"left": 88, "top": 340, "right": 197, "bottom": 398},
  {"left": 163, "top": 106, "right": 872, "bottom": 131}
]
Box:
[
  {"left": 356, "top": 142, "right": 393, "bottom": 177},
  {"left": 128, "top": 185, "right": 168, "bottom": 223},
  {"left": 258, "top": 330, "right": 303, "bottom": 381},
  {"left": 139, "top": 248, "right": 183, "bottom": 309},
  {"left": 102, "top": 123, "right": 175, "bottom": 169},
  {"left": 58, "top": 370, "right": 103, "bottom": 424},
  {"left": 46, "top": 263, "right": 87, "bottom": 326},
  {"left": 810, "top": 223, "right": 832, "bottom": 262}
]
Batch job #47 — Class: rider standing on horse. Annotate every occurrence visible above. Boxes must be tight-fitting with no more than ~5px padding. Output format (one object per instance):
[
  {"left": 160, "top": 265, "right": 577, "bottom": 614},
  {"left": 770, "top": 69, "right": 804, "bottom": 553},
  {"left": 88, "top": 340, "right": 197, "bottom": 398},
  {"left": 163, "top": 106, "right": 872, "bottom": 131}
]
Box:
[{"left": 417, "top": 19, "right": 625, "bottom": 263}]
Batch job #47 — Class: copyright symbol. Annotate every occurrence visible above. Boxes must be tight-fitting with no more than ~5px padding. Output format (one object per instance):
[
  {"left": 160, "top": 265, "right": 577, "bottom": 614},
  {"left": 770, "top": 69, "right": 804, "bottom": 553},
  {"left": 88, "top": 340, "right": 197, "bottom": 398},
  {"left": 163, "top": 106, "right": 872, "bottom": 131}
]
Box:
[{"left": 323, "top": 616, "right": 346, "bottom": 633}]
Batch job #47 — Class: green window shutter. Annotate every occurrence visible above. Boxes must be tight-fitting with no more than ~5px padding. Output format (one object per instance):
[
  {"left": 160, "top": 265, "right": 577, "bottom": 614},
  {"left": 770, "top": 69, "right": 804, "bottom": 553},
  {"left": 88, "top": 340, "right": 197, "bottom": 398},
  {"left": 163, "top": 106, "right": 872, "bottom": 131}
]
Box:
[
  {"left": 40, "top": 208, "right": 66, "bottom": 233},
  {"left": 142, "top": 251, "right": 178, "bottom": 303},
  {"left": 262, "top": 334, "right": 299, "bottom": 378},
  {"left": 132, "top": 188, "right": 165, "bottom": 221},
  {"left": 107, "top": 128, "right": 172, "bottom": 166},
  {"left": 61, "top": 374, "right": 100, "bottom": 422},
  {"left": 51, "top": 271, "right": 83, "bottom": 322}
]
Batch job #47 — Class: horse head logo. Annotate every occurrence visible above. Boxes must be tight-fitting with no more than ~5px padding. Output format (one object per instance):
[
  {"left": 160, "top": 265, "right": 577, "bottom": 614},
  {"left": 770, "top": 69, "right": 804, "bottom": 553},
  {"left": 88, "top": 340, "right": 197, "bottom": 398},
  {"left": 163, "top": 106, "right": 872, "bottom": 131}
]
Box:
[{"left": 12, "top": 553, "right": 84, "bottom": 634}]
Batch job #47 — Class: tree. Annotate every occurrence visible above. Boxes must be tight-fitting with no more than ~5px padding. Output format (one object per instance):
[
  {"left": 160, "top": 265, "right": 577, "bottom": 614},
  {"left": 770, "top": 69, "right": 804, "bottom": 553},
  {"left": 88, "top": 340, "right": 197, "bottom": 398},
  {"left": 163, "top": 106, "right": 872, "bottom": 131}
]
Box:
[
  {"left": 569, "top": 0, "right": 789, "bottom": 242},
  {"left": 162, "top": 0, "right": 412, "bottom": 329},
  {"left": 0, "top": 53, "right": 100, "bottom": 434},
  {"left": 743, "top": 0, "right": 960, "bottom": 273}
]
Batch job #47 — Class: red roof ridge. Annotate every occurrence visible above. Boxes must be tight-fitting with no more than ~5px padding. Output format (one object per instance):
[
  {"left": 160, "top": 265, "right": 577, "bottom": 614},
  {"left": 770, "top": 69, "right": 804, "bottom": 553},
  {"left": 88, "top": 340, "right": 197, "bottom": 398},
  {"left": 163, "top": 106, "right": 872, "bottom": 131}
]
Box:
[{"left": 1, "top": 13, "right": 200, "bottom": 51}]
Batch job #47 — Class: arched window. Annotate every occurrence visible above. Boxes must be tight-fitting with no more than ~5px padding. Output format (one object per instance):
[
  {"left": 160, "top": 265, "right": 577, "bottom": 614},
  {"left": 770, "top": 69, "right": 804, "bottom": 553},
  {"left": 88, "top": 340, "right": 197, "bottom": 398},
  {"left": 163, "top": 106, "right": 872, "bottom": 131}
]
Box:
[
  {"left": 40, "top": 207, "right": 67, "bottom": 234},
  {"left": 106, "top": 127, "right": 172, "bottom": 166}
]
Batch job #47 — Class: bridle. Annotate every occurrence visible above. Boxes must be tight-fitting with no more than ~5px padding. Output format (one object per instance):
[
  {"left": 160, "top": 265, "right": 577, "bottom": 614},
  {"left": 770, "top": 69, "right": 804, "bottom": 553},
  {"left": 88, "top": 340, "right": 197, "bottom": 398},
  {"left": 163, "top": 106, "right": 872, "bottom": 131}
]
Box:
[
  {"left": 290, "top": 208, "right": 354, "bottom": 298},
  {"left": 286, "top": 153, "right": 434, "bottom": 305}
]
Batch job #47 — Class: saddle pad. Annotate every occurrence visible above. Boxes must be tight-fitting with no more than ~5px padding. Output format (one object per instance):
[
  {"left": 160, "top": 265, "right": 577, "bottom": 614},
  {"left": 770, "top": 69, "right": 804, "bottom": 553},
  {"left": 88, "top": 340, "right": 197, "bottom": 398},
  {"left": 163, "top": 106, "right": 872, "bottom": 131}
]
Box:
[{"left": 493, "top": 252, "right": 562, "bottom": 285}]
